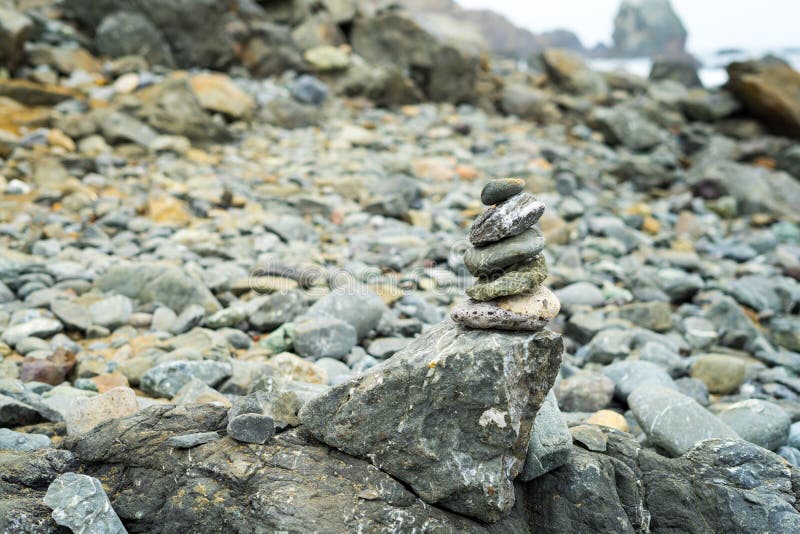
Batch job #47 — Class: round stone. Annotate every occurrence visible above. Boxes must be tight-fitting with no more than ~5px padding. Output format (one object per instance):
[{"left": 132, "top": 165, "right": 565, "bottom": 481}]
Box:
[
  {"left": 481, "top": 178, "right": 525, "bottom": 205},
  {"left": 586, "top": 409, "right": 629, "bottom": 432},
  {"left": 689, "top": 354, "right": 746, "bottom": 394}
]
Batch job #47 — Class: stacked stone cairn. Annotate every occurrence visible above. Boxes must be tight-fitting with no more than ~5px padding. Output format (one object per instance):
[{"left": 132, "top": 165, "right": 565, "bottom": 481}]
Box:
[{"left": 452, "top": 178, "right": 561, "bottom": 330}]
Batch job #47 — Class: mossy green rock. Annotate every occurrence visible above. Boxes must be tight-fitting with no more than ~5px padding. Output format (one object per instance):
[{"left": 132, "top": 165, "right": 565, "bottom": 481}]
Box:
[{"left": 466, "top": 255, "right": 548, "bottom": 301}]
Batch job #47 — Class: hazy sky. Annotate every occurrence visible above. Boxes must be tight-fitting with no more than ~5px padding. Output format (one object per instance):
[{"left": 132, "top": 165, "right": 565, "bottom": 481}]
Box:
[{"left": 458, "top": 0, "right": 800, "bottom": 52}]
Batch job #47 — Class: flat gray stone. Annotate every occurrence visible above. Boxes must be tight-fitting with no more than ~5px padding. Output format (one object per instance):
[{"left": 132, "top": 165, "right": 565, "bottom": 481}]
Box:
[
  {"left": 166, "top": 431, "right": 221, "bottom": 448},
  {"left": 292, "top": 316, "right": 357, "bottom": 359},
  {"left": 227, "top": 413, "right": 275, "bottom": 444},
  {"left": 469, "top": 192, "right": 545, "bottom": 246},
  {"left": 0, "top": 428, "right": 51, "bottom": 451},
  {"left": 629, "top": 387, "right": 739, "bottom": 456},
  {"left": 140, "top": 360, "right": 232, "bottom": 398}
]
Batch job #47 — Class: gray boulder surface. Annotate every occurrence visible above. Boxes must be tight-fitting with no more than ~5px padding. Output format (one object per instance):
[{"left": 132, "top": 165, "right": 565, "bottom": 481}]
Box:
[{"left": 300, "top": 318, "right": 563, "bottom": 522}]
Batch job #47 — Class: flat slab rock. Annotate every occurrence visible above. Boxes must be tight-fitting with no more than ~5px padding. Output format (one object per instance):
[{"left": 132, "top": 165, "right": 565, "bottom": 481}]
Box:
[{"left": 299, "top": 318, "right": 563, "bottom": 522}]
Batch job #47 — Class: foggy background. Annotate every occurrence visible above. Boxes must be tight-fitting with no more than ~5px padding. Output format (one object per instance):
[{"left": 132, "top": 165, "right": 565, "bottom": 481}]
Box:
[{"left": 458, "top": 0, "right": 800, "bottom": 52}]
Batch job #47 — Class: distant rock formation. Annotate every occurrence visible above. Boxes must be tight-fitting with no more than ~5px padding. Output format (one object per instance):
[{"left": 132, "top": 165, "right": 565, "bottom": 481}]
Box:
[
  {"left": 612, "top": 0, "right": 688, "bottom": 58},
  {"left": 400, "top": 0, "right": 584, "bottom": 58}
]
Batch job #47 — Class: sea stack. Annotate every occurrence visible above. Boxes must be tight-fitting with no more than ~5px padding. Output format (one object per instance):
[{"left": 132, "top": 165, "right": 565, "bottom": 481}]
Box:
[{"left": 452, "top": 178, "right": 560, "bottom": 330}]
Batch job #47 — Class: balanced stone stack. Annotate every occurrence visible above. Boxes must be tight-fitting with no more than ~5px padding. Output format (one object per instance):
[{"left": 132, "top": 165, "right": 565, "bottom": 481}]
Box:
[{"left": 452, "top": 178, "right": 561, "bottom": 330}]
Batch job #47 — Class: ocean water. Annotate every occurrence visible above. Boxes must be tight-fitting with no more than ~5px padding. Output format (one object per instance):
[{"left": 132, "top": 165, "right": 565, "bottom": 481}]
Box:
[{"left": 590, "top": 48, "right": 800, "bottom": 88}]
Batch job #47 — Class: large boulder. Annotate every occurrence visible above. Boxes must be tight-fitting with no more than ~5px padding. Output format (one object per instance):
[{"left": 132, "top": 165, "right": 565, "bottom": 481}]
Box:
[
  {"left": 612, "top": 0, "right": 688, "bottom": 58},
  {"left": 520, "top": 427, "right": 800, "bottom": 533},
  {"left": 63, "top": 0, "right": 241, "bottom": 69},
  {"left": 95, "top": 11, "right": 175, "bottom": 67},
  {"left": 351, "top": 13, "right": 478, "bottom": 103},
  {"left": 727, "top": 59, "right": 800, "bottom": 138},
  {"left": 300, "top": 319, "right": 563, "bottom": 522},
  {"left": 2, "top": 403, "right": 527, "bottom": 532}
]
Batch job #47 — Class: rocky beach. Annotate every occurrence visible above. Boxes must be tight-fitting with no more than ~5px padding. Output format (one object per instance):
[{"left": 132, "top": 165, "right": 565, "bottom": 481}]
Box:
[{"left": 2, "top": 0, "right": 800, "bottom": 532}]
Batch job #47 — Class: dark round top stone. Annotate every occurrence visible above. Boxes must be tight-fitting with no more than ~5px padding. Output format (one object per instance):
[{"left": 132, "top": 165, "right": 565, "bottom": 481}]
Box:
[{"left": 481, "top": 178, "right": 525, "bottom": 205}]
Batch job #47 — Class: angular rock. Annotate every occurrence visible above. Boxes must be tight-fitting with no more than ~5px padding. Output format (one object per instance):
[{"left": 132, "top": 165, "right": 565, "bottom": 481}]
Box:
[
  {"left": 592, "top": 106, "right": 664, "bottom": 151},
  {"left": 541, "top": 48, "right": 608, "bottom": 97},
  {"left": 64, "top": 386, "right": 139, "bottom": 436},
  {"left": 555, "top": 372, "right": 615, "bottom": 412},
  {"left": 0, "top": 428, "right": 51, "bottom": 451},
  {"left": 140, "top": 360, "right": 232, "bottom": 398},
  {"left": 463, "top": 228, "right": 545, "bottom": 277},
  {"left": 51, "top": 299, "right": 92, "bottom": 331},
  {"left": 519, "top": 391, "right": 571, "bottom": 481},
  {"left": 717, "top": 399, "right": 791, "bottom": 451},
  {"left": 300, "top": 319, "right": 563, "bottom": 522},
  {"left": 189, "top": 73, "right": 256, "bottom": 119},
  {"left": 603, "top": 360, "right": 677, "bottom": 402},
  {"left": 44, "top": 472, "right": 126, "bottom": 534},
  {"left": 451, "top": 286, "right": 561, "bottom": 331},
  {"left": 291, "top": 316, "right": 357, "bottom": 359},
  {"left": 136, "top": 77, "right": 231, "bottom": 142},
  {"left": 306, "top": 288, "right": 388, "bottom": 340},
  {"left": 469, "top": 192, "right": 545, "bottom": 246},
  {"left": 2, "top": 318, "right": 63, "bottom": 346},
  {"left": 166, "top": 431, "right": 221, "bottom": 448},
  {"left": 628, "top": 387, "right": 739, "bottom": 456},
  {"left": 226, "top": 413, "right": 275, "bottom": 444},
  {"left": 0, "top": 393, "right": 43, "bottom": 426}
]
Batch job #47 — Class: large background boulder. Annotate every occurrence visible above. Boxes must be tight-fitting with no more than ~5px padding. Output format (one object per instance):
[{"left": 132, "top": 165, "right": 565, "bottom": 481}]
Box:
[
  {"left": 727, "top": 59, "right": 800, "bottom": 138},
  {"left": 612, "top": 0, "right": 688, "bottom": 58}
]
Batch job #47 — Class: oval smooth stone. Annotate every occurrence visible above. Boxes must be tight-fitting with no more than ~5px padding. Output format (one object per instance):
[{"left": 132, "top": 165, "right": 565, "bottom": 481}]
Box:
[
  {"left": 481, "top": 178, "right": 525, "bottom": 205},
  {"left": 463, "top": 228, "right": 545, "bottom": 277}
]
